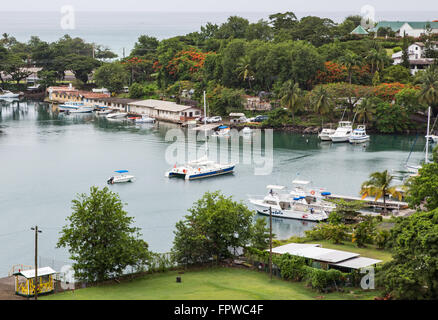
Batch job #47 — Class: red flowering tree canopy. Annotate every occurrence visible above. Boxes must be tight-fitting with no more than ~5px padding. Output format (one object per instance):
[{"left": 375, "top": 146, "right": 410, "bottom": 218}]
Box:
[
  {"left": 163, "top": 49, "right": 214, "bottom": 80},
  {"left": 374, "top": 83, "right": 408, "bottom": 101},
  {"left": 315, "top": 61, "right": 347, "bottom": 84}
]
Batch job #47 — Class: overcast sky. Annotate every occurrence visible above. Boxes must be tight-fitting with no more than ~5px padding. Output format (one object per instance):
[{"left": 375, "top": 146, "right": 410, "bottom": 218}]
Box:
[{"left": 2, "top": 0, "right": 438, "bottom": 12}]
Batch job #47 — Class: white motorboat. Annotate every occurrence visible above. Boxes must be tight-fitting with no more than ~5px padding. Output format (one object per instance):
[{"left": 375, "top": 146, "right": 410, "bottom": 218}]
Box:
[
  {"left": 329, "top": 121, "right": 353, "bottom": 142},
  {"left": 69, "top": 106, "right": 94, "bottom": 113},
  {"left": 248, "top": 185, "right": 329, "bottom": 221},
  {"left": 95, "top": 108, "right": 113, "bottom": 115},
  {"left": 58, "top": 102, "right": 84, "bottom": 111},
  {"left": 166, "top": 91, "right": 236, "bottom": 180},
  {"left": 107, "top": 170, "right": 135, "bottom": 184},
  {"left": 349, "top": 125, "right": 370, "bottom": 144},
  {"left": 135, "top": 116, "right": 155, "bottom": 123},
  {"left": 318, "top": 128, "right": 335, "bottom": 141},
  {"left": 289, "top": 179, "right": 336, "bottom": 212},
  {"left": 0, "top": 90, "right": 20, "bottom": 99},
  {"left": 106, "top": 112, "right": 128, "bottom": 119}
]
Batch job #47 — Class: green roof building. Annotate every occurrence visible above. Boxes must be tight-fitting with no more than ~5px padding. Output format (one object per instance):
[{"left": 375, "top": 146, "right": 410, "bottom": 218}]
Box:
[
  {"left": 350, "top": 25, "right": 369, "bottom": 35},
  {"left": 371, "top": 21, "right": 438, "bottom": 37}
]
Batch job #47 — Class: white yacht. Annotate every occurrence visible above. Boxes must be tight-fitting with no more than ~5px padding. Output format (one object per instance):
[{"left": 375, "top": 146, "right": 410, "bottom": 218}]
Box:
[
  {"left": 69, "top": 106, "right": 94, "bottom": 113},
  {"left": 349, "top": 125, "right": 370, "bottom": 144},
  {"left": 165, "top": 92, "right": 235, "bottom": 180},
  {"left": 329, "top": 121, "right": 353, "bottom": 142},
  {"left": 95, "top": 108, "right": 113, "bottom": 115},
  {"left": 135, "top": 115, "right": 155, "bottom": 123},
  {"left": 58, "top": 102, "right": 84, "bottom": 111},
  {"left": 318, "top": 128, "right": 335, "bottom": 141},
  {"left": 107, "top": 170, "right": 135, "bottom": 184},
  {"left": 106, "top": 112, "right": 128, "bottom": 119},
  {"left": 0, "top": 90, "right": 20, "bottom": 99},
  {"left": 248, "top": 185, "right": 329, "bottom": 221}
]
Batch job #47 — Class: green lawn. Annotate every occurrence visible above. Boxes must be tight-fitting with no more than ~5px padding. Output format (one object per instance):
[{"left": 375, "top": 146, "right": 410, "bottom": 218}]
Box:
[{"left": 42, "top": 267, "right": 379, "bottom": 300}]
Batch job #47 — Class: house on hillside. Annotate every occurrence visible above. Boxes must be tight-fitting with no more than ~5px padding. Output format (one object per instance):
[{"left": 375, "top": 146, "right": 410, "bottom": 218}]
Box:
[
  {"left": 371, "top": 21, "right": 438, "bottom": 37},
  {"left": 392, "top": 41, "right": 438, "bottom": 74},
  {"left": 46, "top": 85, "right": 110, "bottom": 103}
]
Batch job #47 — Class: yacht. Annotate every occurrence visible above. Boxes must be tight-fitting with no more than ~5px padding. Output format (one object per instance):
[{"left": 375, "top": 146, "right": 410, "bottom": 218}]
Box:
[
  {"left": 248, "top": 185, "right": 329, "bottom": 221},
  {"left": 107, "top": 170, "right": 135, "bottom": 184},
  {"left": 69, "top": 106, "right": 94, "bottom": 113},
  {"left": 349, "top": 125, "right": 370, "bottom": 144},
  {"left": 165, "top": 92, "right": 235, "bottom": 180},
  {"left": 329, "top": 121, "right": 353, "bottom": 142},
  {"left": 58, "top": 102, "right": 84, "bottom": 111},
  {"left": 135, "top": 115, "right": 155, "bottom": 123},
  {"left": 318, "top": 128, "right": 335, "bottom": 141},
  {"left": 0, "top": 90, "right": 20, "bottom": 99}
]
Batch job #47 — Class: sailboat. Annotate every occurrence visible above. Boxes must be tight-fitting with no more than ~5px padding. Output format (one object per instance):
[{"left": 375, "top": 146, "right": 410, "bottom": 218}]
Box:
[
  {"left": 165, "top": 92, "right": 235, "bottom": 180},
  {"left": 405, "top": 106, "right": 433, "bottom": 173}
]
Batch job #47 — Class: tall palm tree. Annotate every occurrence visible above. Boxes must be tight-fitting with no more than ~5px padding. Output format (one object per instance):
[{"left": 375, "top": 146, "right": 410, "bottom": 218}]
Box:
[
  {"left": 280, "top": 80, "right": 302, "bottom": 121},
  {"left": 360, "top": 170, "right": 402, "bottom": 214},
  {"left": 237, "top": 56, "right": 255, "bottom": 91},
  {"left": 339, "top": 51, "right": 362, "bottom": 85},
  {"left": 366, "top": 48, "right": 387, "bottom": 74},
  {"left": 418, "top": 65, "right": 438, "bottom": 116},
  {"left": 354, "top": 97, "right": 377, "bottom": 124},
  {"left": 311, "top": 85, "right": 333, "bottom": 120}
]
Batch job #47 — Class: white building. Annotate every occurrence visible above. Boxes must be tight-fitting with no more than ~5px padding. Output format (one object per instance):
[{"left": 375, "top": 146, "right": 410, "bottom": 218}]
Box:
[
  {"left": 372, "top": 21, "right": 438, "bottom": 37},
  {"left": 128, "top": 100, "right": 201, "bottom": 123},
  {"left": 392, "top": 42, "right": 437, "bottom": 74}
]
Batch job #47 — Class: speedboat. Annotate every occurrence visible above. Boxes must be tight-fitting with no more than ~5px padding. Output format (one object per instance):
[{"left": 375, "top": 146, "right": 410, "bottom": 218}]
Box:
[
  {"left": 69, "top": 106, "right": 94, "bottom": 113},
  {"left": 318, "top": 128, "right": 335, "bottom": 141},
  {"left": 135, "top": 116, "right": 155, "bottom": 123},
  {"left": 106, "top": 112, "right": 128, "bottom": 119},
  {"left": 58, "top": 102, "right": 84, "bottom": 111},
  {"left": 95, "top": 107, "right": 113, "bottom": 115},
  {"left": 212, "top": 125, "right": 231, "bottom": 137},
  {"left": 349, "top": 125, "right": 370, "bottom": 144},
  {"left": 166, "top": 91, "right": 236, "bottom": 181},
  {"left": 0, "top": 90, "right": 20, "bottom": 99},
  {"left": 241, "top": 127, "right": 252, "bottom": 135},
  {"left": 107, "top": 170, "right": 135, "bottom": 184},
  {"left": 329, "top": 121, "right": 353, "bottom": 142},
  {"left": 248, "top": 185, "right": 329, "bottom": 221}
]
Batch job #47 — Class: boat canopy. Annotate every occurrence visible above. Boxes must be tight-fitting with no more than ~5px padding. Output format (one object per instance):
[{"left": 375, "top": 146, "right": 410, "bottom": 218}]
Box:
[
  {"left": 266, "top": 185, "right": 285, "bottom": 190},
  {"left": 229, "top": 113, "right": 245, "bottom": 117},
  {"left": 115, "top": 170, "right": 129, "bottom": 173},
  {"left": 218, "top": 125, "right": 229, "bottom": 129}
]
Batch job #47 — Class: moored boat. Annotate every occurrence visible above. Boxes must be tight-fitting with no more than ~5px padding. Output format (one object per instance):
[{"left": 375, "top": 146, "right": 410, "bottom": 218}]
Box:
[
  {"left": 329, "top": 121, "right": 353, "bottom": 142},
  {"left": 0, "top": 90, "right": 20, "bottom": 99},
  {"left": 349, "top": 125, "right": 370, "bottom": 144},
  {"left": 318, "top": 128, "right": 335, "bottom": 141},
  {"left": 107, "top": 170, "right": 135, "bottom": 184},
  {"left": 106, "top": 112, "right": 128, "bottom": 119}
]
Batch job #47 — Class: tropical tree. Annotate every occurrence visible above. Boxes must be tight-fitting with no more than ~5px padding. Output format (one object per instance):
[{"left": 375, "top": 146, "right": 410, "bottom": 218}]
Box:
[
  {"left": 280, "top": 80, "right": 302, "bottom": 121},
  {"left": 236, "top": 55, "right": 255, "bottom": 90},
  {"left": 354, "top": 97, "right": 378, "bottom": 124},
  {"left": 339, "top": 50, "right": 362, "bottom": 84},
  {"left": 311, "top": 85, "right": 333, "bottom": 120},
  {"left": 57, "top": 187, "right": 151, "bottom": 282},
  {"left": 94, "top": 62, "right": 130, "bottom": 93},
  {"left": 406, "top": 163, "right": 438, "bottom": 211},
  {"left": 360, "top": 170, "right": 402, "bottom": 213},
  {"left": 417, "top": 65, "right": 438, "bottom": 115},
  {"left": 366, "top": 48, "right": 386, "bottom": 74}
]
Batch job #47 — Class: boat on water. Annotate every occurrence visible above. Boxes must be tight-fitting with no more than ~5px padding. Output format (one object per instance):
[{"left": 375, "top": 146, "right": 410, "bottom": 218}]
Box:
[
  {"left": 95, "top": 107, "right": 113, "bottom": 115},
  {"left": 165, "top": 91, "right": 236, "bottom": 181},
  {"left": 349, "top": 125, "right": 370, "bottom": 144},
  {"left": 69, "top": 106, "right": 94, "bottom": 113},
  {"left": 0, "top": 90, "right": 20, "bottom": 99},
  {"left": 58, "top": 102, "right": 84, "bottom": 111},
  {"left": 241, "top": 127, "right": 252, "bottom": 135},
  {"left": 248, "top": 185, "right": 329, "bottom": 221},
  {"left": 106, "top": 112, "right": 128, "bottom": 119},
  {"left": 329, "top": 121, "right": 353, "bottom": 142},
  {"left": 135, "top": 116, "right": 155, "bottom": 123},
  {"left": 212, "top": 125, "right": 231, "bottom": 137},
  {"left": 318, "top": 128, "right": 335, "bottom": 141},
  {"left": 107, "top": 170, "right": 135, "bottom": 184}
]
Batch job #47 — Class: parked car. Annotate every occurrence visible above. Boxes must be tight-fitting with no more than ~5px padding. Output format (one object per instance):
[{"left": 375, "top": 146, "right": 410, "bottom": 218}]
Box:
[
  {"left": 253, "top": 115, "right": 269, "bottom": 122},
  {"left": 207, "top": 116, "right": 222, "bottom": 123}
]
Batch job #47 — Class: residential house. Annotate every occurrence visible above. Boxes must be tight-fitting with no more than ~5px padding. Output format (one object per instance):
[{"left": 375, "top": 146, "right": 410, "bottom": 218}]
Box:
[
  {"left": 46, "top": 85, "right": 110, "bottom": 103},
  {"left": 371, "top": 21, "right": 438, "bottom": 37},
  {"left": 392, "top": 41, "right": 438, "bottom": 74},
  {"left": 84, "top": 97, "right": 140, "bottom": 111}
]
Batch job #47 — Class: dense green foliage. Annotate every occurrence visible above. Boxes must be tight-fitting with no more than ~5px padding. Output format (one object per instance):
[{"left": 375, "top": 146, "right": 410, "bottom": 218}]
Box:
[
  {"left": 406, "top": 163, "right": 438, "bottom": 211},
  {"left": 57, "top": 187, "right": 151, "bottom": 282}
]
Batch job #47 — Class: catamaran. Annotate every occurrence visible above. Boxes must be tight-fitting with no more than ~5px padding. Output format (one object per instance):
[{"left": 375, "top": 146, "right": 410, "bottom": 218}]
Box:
[
  {"left": 165, "top": 92, "right": 235, "bottom": 180},
  {"left": 248, "top": 185, "right": 329, "bottom": 221},
  {"left": 107, "top": 170, "right": 135, "bottom": 184}
]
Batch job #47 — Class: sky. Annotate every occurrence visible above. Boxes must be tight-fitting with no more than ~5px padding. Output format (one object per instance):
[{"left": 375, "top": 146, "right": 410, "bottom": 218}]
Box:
[{"left": 2, "top": 0, "right": 438, "bottom": 12}]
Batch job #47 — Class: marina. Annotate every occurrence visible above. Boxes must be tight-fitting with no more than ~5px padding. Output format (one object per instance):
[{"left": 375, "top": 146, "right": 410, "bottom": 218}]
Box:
[{"left": 0, "top": 100, "right": 426, "bottom": 276}]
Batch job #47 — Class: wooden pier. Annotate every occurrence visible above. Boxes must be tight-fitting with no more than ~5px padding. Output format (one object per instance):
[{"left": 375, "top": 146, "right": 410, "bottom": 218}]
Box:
[{"left": 325, "top": 194, "right": 409, "bottom": 211}]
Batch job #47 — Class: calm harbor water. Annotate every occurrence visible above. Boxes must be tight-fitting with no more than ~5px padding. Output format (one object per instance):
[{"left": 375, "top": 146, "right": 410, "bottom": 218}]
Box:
[{"left": 0, "top": 100, "right": 426, "bottom": 276}]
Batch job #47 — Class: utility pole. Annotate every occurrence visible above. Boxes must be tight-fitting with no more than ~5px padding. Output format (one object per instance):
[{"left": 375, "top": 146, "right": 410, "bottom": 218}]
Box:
[
  {"left": 269, "top": 206, "right": 272, "bottom": 280},
  {"left": 31, "top": 226, "right": 42, "bottom": 300}
]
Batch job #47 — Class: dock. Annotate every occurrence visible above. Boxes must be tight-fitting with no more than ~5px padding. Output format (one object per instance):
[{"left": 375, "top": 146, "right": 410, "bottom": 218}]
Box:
[{"left": 325, "top": 194, "right": 409, "bottom": 210}]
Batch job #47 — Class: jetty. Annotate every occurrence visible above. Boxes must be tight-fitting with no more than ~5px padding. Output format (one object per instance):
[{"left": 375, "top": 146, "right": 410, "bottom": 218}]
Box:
[{"left": 325, "top": 194, "right": 409, "bottom": 211}]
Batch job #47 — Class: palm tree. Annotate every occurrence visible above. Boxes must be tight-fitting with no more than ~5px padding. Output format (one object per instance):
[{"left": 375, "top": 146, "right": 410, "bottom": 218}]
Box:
[
  {"left": 354, "top": 97, "right": 377, "bottom": 124},
  {"left": 366, "top": 48, "right": 387, "bottom": 74},
  {"left": 360, "top": 170, "right": 402, "bottom": 214},
  {"left": 237, "top": 56, "right": 255, "bottom": 91},
  {"left": 339, "top": 51, "right": 362, "bottom": 85},
  {"left": 418, "top": 65, "right": 438, "bottom": 116},
  {"left": 280, "top": 80, "right": 302, "bottom": 121},
  {"left": 311, "top": 85, "right": 333, "bottom": 120}
]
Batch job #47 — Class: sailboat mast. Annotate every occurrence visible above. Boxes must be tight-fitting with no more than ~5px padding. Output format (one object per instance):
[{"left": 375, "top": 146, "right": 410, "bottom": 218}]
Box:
[
  {"left": 203, "top": 91, "right": 208, "bottom": 155},
  {"left": 426, "top": 106, "right": 431, "bottom": 164}
]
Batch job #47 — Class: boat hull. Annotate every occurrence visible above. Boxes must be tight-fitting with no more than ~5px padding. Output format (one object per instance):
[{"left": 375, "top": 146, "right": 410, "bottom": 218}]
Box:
[
  {"left": 250, "top": 200, "right": 328, "bottom": 222},
  {"left": 349, "top": 136, "right": 370, "bottom": 144},
  {"left": 330, "top": 135, "right": 350, "bottom": 143},
  {"left": 166, "top": 165, "right": 235, "bottom": 180}
]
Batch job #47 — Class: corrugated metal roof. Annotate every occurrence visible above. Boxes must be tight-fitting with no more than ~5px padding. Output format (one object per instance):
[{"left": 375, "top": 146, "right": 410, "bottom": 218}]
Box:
[
  {"left": 332, "top": 257, "right": 382, "bottom": 269},
  {"left": 14, "top": 267, "right": 57, "bottom": 278},
  {"left": 128, "top": 99, "right": 198, "bottom": 112},
  {"left": 271, "top": 243, "right": 321, "bottom": 255},
  {"left": 271, "top": 243, "right": 359, "bottom": 263}
]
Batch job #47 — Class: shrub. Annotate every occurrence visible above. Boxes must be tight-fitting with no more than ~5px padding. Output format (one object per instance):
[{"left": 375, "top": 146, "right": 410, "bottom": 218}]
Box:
[
  {"left": 275, "top": 254, "right": 307, "bottom": 281},
  {"left": 305, "top": 223, "right": 350, "bottom": 244}
]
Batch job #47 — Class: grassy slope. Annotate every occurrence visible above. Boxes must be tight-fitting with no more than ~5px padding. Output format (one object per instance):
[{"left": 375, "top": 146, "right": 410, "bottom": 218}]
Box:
[{"left": 42, "top": 267, "right": 379, "bottom": 300}]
